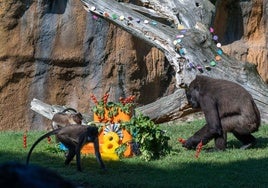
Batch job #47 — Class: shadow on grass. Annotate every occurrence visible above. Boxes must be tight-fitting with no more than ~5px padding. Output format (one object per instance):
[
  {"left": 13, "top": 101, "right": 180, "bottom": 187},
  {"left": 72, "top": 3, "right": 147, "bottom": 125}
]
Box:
[
  {"left": 1, "top": 149, "right": 268, "bottom": 188},
  {"left": 227, "top": 136, "right": 268, "bottom": 149}
]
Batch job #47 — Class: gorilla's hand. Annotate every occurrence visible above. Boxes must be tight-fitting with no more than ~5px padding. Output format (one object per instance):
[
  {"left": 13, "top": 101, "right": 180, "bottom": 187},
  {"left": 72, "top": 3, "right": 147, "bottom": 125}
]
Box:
[{"left": 182, "top": 137, "right": 200, "bottom": 150}]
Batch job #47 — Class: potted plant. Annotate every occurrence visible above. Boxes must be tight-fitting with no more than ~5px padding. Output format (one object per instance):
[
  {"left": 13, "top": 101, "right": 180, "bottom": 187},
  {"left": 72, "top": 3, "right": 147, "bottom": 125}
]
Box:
[{"left": 82, "top": 93, "right": 135, "bottom": 157}]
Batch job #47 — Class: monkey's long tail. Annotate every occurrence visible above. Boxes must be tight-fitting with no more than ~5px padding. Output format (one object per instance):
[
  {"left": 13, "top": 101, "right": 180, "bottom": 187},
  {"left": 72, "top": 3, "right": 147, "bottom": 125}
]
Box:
[
  {"left": 62, "top": 108, "right": 77, "bottom": 113},
  {"left": 26, "top": 129, "right": 61, "bottom": 165}
]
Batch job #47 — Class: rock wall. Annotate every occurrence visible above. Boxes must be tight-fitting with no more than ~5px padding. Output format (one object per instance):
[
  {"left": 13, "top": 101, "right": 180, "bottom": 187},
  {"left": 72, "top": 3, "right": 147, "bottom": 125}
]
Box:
[
  {"left": 0, "top": 0, "right": 174, "bottom": 130},
  {"left": 0, "top": 0, "right": 267, "bottom": 130},
  {"left": 213, "top": 0, "right": 268, "bottom": 82}
]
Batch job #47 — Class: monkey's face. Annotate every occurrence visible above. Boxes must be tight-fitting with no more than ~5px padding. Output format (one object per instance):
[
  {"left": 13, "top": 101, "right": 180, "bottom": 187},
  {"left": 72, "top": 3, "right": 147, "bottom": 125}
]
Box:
[
  {"left": 71, "top": 113, "right": 83, "bottom": 124},
  {"left": 186, "top": 86, "right": 200, "bottom": 109}
]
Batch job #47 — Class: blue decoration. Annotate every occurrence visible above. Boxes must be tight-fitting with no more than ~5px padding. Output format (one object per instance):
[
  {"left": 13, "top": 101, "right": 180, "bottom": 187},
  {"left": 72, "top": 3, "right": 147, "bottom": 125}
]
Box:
[
  {"left": 151, "top": 21, "right": 157, "bottom": 26},
  {"left": 213, "top": 35, "right": 218, "bottom": 41},
  {"left": 217, "top": 49, "right": 223, "bottom": 55},
  {"left": 179, "top": 48, "right": 185, "bottom": 55},
  {"left": 59, "top": 142, "right": 68, "bottom": 151}
]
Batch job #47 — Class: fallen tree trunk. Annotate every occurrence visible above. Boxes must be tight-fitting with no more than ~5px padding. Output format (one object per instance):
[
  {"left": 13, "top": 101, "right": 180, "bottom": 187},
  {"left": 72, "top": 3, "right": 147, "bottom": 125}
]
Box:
[
  {"left": 30, "top": 96, "right": 194, "bottom": 124},
  {"left": 77, "top": 0, "right": 268, "bottom": 123}
]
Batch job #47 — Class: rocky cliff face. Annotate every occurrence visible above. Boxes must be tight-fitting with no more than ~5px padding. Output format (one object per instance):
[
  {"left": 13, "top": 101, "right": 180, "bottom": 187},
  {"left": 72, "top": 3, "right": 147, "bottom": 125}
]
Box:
[
  {"left": 213, "top": 0, "right": 268, "bottom": 82},
  {"left": 0, "top": 0, "right": 174, "bottom": 130},
  {"left": 0, "top": 0, "right": 267, "bottom": 130}
]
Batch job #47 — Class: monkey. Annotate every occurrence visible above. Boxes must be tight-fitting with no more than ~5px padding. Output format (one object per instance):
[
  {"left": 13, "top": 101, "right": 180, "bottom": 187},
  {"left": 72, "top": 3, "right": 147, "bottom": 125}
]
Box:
[
  {"left": 183, "top": 75, "right": 260, "bottom": 150},
  {"left": 52, "top": 108, "right": 83, "bottom": 129},
  {"left": 26, "top": 125, "right": 106, "bottom": 172}
]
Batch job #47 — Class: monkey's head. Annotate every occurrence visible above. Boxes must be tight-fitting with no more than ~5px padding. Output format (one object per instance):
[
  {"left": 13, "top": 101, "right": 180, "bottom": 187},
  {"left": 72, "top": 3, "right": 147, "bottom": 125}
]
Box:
[
  {"left": 86, "top": 126, "right": 99, "bottom": 142},
  {"left": 71, "top": 113, "right": 83, "bottom": 124}
]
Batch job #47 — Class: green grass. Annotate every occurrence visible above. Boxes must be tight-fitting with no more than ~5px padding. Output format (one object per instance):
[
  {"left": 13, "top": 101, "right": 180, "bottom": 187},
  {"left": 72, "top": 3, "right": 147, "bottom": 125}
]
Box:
[{"left": 1, "top": 119, "right": 268, "bottom": 187}]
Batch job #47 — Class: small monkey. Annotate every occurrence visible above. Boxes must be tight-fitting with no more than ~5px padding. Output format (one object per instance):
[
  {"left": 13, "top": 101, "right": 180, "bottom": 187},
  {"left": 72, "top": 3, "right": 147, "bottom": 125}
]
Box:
[{"left": 26, "top": 125, "right": 106, "bottom": 172}]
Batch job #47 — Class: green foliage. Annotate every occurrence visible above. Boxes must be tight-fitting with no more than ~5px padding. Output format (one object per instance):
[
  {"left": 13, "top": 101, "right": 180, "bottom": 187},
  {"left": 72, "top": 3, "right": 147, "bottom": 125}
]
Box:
[
  {"left": 106, "top": 102, "right": 120, "bottom": 118},
  {"left": 44, "top": 143, "right": 65, "bottom": 154},
  {"left": 122, "top": 113, "right": 170, "bottom": 161},
  {"left": 90, "top": 94, "right": 135, "bottom": 119},
  {"left": 115, "top": 142, "right": 127, "bottom": 158},
  {"left": 92, "top": 102, "right": 106, "bottom": 119},
  {"left": 117, "top": 102, "right": 134, "bottom": 115}
]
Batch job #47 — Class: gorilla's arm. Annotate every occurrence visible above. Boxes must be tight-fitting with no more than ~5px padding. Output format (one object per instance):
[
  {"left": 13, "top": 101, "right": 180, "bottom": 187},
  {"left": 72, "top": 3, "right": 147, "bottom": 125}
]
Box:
[
  {"left": 183, "top": 125, "right": 210, "bottom": 149},
  {"left": 183, "top": 95, "right": 223, "bottom": 149},
  {"left": 200, "top": 95, "right": 222, "bottom": 137}
]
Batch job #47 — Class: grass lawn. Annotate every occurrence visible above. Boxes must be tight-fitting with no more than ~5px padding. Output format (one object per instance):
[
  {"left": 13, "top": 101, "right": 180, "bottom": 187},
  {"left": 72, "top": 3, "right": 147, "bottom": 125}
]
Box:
[{"left": 1, "top": 119, "right": 268, "bottom": 187}]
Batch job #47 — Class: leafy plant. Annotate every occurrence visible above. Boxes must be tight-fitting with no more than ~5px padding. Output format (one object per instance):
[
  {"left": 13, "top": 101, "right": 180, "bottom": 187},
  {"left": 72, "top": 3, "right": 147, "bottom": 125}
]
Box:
[
  {"left": 115, "top": 142, "right": 127, "bottom": 158},
  {"left": 106, "top": 102, "right": 119, "bottom": 118},
  {"left": 90, "top": 93, "right": 109, "bottom": 121},
  {"left": 122, "top": 113, "right": 170, "bottom": 161},
  {"left": 118, "top": 96, "right": 135, "bottom": 114},
  {"left": 45, "top": 143, "right": 64, "bottom": 154}
]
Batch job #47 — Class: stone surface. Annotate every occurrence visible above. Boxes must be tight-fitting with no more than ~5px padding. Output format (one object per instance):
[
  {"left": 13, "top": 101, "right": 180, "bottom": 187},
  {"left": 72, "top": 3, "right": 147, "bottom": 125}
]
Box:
[
  {"left": 0, "top": 0, "right": 174, "bottom": 130},
  {"left": 213, "top": 0, "right": 268, "bottom": 82},
  {"left": 0, "top": 0, "right": 267, "bottom": 130}
]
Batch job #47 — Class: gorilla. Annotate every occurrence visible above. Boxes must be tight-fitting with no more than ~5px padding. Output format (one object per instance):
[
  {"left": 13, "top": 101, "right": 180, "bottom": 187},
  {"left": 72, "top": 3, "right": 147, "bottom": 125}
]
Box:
[{"left": 183, "top": 75, "right": 260, "bottom": 150}]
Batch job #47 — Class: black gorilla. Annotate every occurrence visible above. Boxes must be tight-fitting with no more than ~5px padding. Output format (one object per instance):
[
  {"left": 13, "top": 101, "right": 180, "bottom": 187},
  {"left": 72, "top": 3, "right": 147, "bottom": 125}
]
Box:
[{"left": 183, "top": 75, "right": 260, "bottom": 150}]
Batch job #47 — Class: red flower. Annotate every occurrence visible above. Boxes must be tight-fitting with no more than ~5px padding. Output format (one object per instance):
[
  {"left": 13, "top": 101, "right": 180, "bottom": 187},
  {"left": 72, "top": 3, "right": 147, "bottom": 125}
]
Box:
[
  {"left": 90, "top": 93, "right": 99, "bottom": 105},
  {"left": 47, "top": 136, "right": 51, "bottom": 144},
  {"left": 102, "top": 93, "right": 109, "bottom": 105}
]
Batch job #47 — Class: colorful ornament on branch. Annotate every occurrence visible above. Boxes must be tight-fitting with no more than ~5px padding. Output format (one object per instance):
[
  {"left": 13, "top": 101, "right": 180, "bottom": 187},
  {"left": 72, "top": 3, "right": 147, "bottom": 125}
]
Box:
[{"left": 209, "top": 27, "right": 214, "bottom": 33}]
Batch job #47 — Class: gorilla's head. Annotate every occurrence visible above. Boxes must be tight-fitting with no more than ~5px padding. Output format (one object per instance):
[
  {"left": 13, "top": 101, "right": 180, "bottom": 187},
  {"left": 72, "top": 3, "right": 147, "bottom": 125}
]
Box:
[{"left": 185, "top": 78, "right": 200, "bottom": 109}]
